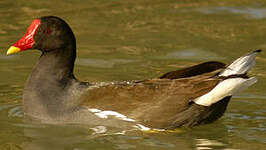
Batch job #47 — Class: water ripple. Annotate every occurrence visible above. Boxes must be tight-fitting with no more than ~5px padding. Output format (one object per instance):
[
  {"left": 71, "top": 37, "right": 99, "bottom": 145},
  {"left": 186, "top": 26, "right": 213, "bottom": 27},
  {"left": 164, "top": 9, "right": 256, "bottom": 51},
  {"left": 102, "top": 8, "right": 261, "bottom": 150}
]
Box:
[{"left": 196, "top": 7, "right": 266, "bottom": 19}]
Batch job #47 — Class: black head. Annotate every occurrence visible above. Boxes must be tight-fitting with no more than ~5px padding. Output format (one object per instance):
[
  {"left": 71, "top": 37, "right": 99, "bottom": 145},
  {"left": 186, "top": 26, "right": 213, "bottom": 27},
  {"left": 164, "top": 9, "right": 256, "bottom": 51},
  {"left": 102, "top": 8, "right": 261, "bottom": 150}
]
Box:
[
  {"left": 7, "top": 16, "right": 76, "bottom": 55},
  {"left": 34, "top": 16, "right": 76, "bottom": 52}
]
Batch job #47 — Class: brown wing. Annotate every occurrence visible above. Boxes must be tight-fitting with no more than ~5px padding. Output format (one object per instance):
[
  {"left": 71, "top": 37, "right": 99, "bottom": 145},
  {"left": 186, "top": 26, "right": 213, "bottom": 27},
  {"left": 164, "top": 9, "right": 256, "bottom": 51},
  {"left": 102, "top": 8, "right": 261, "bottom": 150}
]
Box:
[
  {"left": 81, "top": 69, "right": 222, "bottom": 128},
  {"left": 160, "top": 61, "right": 225, "bottom": 79}
]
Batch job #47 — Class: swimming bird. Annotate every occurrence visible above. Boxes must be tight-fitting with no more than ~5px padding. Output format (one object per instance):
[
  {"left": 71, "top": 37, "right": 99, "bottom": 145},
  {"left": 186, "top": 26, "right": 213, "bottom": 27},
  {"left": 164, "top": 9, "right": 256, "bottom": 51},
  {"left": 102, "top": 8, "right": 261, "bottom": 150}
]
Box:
[{"left": 6, "top": 16, "right": 260, "bottom": 130}]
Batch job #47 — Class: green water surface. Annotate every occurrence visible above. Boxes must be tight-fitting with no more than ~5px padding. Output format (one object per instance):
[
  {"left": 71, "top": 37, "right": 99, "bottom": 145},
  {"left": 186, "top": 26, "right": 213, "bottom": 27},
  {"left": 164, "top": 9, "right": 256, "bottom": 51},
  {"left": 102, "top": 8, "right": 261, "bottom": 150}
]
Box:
[{"left": 0, "top": 0, "right": 265, "bottom": 150}]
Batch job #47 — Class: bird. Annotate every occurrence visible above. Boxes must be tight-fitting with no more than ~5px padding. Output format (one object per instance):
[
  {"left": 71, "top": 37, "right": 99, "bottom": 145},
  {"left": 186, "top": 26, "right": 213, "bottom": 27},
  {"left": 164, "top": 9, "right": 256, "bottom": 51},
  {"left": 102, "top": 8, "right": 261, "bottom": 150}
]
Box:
[{"left": 6, "top": 16, "right": 260, "bottom": 130}]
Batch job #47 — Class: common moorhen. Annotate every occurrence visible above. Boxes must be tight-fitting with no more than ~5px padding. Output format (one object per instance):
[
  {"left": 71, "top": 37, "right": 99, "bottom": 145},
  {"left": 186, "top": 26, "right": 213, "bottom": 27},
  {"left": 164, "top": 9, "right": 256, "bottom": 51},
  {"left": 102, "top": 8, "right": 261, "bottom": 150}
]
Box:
[{"left": 6, "top": 16, "right": 260, "bottom": 130}]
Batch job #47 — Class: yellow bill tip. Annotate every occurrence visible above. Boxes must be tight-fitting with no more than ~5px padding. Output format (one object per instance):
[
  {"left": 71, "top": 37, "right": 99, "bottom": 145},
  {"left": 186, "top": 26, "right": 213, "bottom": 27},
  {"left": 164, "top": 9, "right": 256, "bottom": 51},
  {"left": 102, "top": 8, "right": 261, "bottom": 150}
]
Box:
[{"left": 7, "top": 46, "right": 21, "bottom": 55}]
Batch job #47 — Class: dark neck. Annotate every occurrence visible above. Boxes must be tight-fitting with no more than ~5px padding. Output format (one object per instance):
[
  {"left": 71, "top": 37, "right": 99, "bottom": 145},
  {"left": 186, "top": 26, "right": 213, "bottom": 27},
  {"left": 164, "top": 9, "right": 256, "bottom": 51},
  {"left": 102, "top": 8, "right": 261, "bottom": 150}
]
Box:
[
  {"left": 38, "top": 45, "right": 76, "bottom": 81},
  {"left": 23, "top": 44, "right": 81, "bottom": 117}
]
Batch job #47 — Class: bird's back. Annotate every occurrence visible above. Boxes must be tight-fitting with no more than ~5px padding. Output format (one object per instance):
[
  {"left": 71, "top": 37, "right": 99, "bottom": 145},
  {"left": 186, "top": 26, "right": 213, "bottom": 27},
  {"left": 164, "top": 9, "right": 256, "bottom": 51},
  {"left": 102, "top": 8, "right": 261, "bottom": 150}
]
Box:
[{"left": 81, "top": 69, "right": 222, "bottom": 128}]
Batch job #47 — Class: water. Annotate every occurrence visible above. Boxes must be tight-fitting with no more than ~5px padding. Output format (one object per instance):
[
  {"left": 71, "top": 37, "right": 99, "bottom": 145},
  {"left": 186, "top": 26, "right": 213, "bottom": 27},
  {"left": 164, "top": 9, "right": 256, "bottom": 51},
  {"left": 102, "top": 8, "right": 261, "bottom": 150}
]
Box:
[{"left": 0, "top": 0, "right": 266, "bottom": 150}]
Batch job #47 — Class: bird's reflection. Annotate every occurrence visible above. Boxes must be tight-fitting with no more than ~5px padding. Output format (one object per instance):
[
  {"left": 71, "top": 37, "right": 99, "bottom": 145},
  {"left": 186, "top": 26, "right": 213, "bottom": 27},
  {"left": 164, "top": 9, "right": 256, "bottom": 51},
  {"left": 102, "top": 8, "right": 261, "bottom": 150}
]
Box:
[{"left": 18, "top": 121, "right": 240, "bottom": 150}]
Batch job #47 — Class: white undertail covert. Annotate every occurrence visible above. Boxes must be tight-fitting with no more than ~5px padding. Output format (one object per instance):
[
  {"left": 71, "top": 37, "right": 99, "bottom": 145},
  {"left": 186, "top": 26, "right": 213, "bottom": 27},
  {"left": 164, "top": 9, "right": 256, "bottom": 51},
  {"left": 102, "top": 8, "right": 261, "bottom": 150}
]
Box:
[{"left": 194, "top": 50, "right": 260, "bottom": 106}]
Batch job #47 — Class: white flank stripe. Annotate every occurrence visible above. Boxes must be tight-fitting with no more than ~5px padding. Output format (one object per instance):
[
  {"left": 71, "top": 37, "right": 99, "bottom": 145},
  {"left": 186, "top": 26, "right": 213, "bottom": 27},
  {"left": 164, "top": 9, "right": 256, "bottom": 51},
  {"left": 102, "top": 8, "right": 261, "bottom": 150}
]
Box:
[
  {"left": 88, "top": 108, "right": 135, "bottom": 122},
  {"left": 88, "top": 108, "right": 101, "bottom": 113}
]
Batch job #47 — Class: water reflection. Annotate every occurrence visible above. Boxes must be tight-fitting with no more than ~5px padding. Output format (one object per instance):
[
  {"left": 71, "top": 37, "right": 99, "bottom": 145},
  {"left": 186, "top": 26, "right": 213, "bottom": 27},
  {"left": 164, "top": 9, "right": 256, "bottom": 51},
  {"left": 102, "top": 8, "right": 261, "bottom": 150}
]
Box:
[
  {"left": 196, "top": 7, "right": 266, "bottom": 19},
  {"left": 16, "top": 122, "right": 236, "bottom": 150},
  {"left": 156, "top": 48, "right": 223, "bottom": 60},
  {"left": 8, "top": 105, "right": 23, "bottom": 118},
  {"left": 195, "top": 139, "right": 229, "bottom": 150},
  {"left": 22, "top": 125, "right": 90, "bottom": 150}
]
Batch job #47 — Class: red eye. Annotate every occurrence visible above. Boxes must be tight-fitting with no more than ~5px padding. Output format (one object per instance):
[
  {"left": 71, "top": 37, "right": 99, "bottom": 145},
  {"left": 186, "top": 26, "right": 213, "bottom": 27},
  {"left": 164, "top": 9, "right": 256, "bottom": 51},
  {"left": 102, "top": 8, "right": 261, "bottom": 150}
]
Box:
[{"left": 45, "top": 28, "right": 52, "bottom": 35}]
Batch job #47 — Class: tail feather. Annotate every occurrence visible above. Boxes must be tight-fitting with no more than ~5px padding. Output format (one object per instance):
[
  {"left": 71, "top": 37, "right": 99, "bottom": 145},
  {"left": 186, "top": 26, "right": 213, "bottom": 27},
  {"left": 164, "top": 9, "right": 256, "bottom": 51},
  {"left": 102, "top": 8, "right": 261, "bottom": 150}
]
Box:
[
  {"left": 193, "top": 50, "right": 261, "bottom": 106},
  {"left": 219, "top": 50, "right": 261, "bottom": 77}
]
